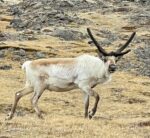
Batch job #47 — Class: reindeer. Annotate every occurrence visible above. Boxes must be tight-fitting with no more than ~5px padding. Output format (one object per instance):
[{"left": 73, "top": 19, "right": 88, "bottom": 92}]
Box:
[{"left": 6, "top": 28, "right": 136, "bottom": 120}]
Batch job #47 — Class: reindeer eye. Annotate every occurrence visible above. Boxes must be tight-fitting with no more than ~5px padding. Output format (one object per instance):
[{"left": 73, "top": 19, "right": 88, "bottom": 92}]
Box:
[
  {"left": 104, "top": 58, "right": 107, "bottom": 62},
  {"left": 102, "top": 57, "right": 107, "bottom": 62}
]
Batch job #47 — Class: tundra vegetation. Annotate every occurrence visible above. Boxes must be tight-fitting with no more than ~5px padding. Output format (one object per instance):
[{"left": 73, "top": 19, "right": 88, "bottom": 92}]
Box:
[{"left": 0, "top": 0, "right": 150, "bottom": 138}]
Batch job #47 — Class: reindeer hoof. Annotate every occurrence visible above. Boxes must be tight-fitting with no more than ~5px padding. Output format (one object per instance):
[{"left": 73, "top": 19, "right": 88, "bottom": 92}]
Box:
[
  {"left": 88, "top": 114, "right": 93, "bottom": 119},
  {"left": 5, "top": 113, "right": 13, "bottom": 120},
  {"left": 37, "top": 113, "right": 44, "bottom": 119},
  {"left": 88, "top": 110, "right": 95, "bottom": 119},
  {"left": 88, "top": 112, "right": 93, "bottom": 119},
  {"left": 89, "top": 110, "right": 93, "bottom": 115}
]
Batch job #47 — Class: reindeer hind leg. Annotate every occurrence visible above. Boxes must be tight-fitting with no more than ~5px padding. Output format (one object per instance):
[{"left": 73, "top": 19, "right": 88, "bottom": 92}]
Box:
[
  {"left": 6, "top": 86, "right": 33, "bottom": 120},
  {"left": 31, "top": 86, "right": 46, "bottom": 119}
]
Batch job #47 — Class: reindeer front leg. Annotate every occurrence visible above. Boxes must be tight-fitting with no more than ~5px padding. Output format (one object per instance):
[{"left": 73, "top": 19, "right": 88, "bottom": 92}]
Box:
[
  {"left": 88, "top": 90, "right": 100, "bottom": 119},
  {"left": 80, "top": 85, "right": 100, "bottom": 119},
  {"left": 31, "top": 83, "right": 46, "bottom": 119},
  {"left": 83, "top": 94, "right": 89, "bottom": 118}
]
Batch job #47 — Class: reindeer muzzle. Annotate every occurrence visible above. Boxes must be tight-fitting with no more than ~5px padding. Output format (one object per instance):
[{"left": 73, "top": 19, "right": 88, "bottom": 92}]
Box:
[{"left": 109, "top": 64, "right": 117, "bottom": 73}]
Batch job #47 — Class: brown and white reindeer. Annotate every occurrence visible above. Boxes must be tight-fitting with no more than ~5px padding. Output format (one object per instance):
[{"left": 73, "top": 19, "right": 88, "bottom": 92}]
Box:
[{"left": 6, "top": 28, "right": 136, "bottom": 120}]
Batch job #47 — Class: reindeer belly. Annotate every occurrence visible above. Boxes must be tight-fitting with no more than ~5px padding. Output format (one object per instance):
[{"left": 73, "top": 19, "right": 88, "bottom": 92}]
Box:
[{"left": 47, "top": 77, "right": 77, "bottom": 92}]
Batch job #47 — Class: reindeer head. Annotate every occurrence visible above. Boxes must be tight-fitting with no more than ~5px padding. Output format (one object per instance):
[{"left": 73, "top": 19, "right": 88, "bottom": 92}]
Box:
[{"left": 87, "top": 28, "right": 136, "bottom": 73}]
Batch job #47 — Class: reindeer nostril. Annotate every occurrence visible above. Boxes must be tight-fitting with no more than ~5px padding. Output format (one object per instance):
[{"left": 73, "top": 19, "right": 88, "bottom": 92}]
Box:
[{"left": 109, "top": 64, "right": 117, "bottom": 71}]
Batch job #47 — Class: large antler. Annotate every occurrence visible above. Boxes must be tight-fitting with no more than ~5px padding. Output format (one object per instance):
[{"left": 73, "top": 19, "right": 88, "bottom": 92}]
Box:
[
  {"left": 87, "top": 28, "right": 109, "bottom": 56},
  {"left": 116, "top": 32, "right": 136, "bottom": 53},
  {"left": 87, "top": 28, "right": 136, "bottom": 57}
]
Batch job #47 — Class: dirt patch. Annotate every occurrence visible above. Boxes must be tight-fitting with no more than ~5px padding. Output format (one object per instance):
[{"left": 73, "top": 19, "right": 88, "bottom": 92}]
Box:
[
  {"left": 141, "top": 92, "right": 150, "bottom": 97},
  {"left": 127, "top": 98, "right": 146, "bottom": 104},
  {"left": 112, "top": 94, "right": 146, "bottom": 104},
  {"left": 137, "top": 120, "right": 150, "bottom": 127},
  {"left": 0, "top": 136, "right": 11, "bottom": 138}
]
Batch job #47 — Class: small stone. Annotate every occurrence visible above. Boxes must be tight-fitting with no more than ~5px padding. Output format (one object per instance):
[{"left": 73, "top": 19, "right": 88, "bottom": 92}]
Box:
[
  {"left": 0, "top": 50, "right": 5, "bottom": 58},
  {"left": 41, "top": 28, "right": 52, "bottom": 33},
  {"left": 36, "top": 52, "right": 46, "bottom": 58},
  {"left": 13, "top": 49, "right": 26, "bottom": 56},
  {"left": 24, "top": 29, "right": 35, "bottom": 34},
  {"left": 12, "top": 55, "right": 22, "bottom": 61},
  {"left": 0, "top": 65, "right": 12, "bottom": 70},
  {"left": 51, "top": 28, "right": 85, "bottom": 41},
  {"left": 28, "top": 35, "right": 37, "bottom": 40},
  {"left": 19, "top": 49, "right": 26, "bottom": 56},
  {"left": 32, "top": 24, "right": 41, "bottom": 30}
]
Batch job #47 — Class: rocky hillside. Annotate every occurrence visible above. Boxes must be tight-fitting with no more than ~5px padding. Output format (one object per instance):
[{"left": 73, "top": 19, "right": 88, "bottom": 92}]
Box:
[{"left": 0, "top": 0, "right": 149, "bottom": 76}]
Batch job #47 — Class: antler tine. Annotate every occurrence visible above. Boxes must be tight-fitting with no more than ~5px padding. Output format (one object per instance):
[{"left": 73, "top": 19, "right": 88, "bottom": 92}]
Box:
[
  {"left": 116, "top": 32, "right": 136, "bottom": 53},
  {"left": 114, "top": 49, "right": 131, "bottom": 57},
  {"left": 87, "top": 28, "right": 108, "bottom": 56}
]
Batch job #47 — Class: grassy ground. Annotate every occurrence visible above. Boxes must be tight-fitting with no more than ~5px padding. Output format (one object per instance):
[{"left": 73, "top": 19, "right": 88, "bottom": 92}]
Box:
[
  {"left": 0, "top": 1, "right": 150, "bottom": 138},
  {"left": 0, "top": 65, "right": 150, "bottom": 138}
]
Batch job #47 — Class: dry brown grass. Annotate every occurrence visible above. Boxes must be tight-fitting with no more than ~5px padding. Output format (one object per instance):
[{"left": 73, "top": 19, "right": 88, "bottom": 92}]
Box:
[
  {"left": 0, "top": 63, "right": 150, "bottom": 138},
  {"left": 0, "top": 3, "right": 150, "bottom": 138}
]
